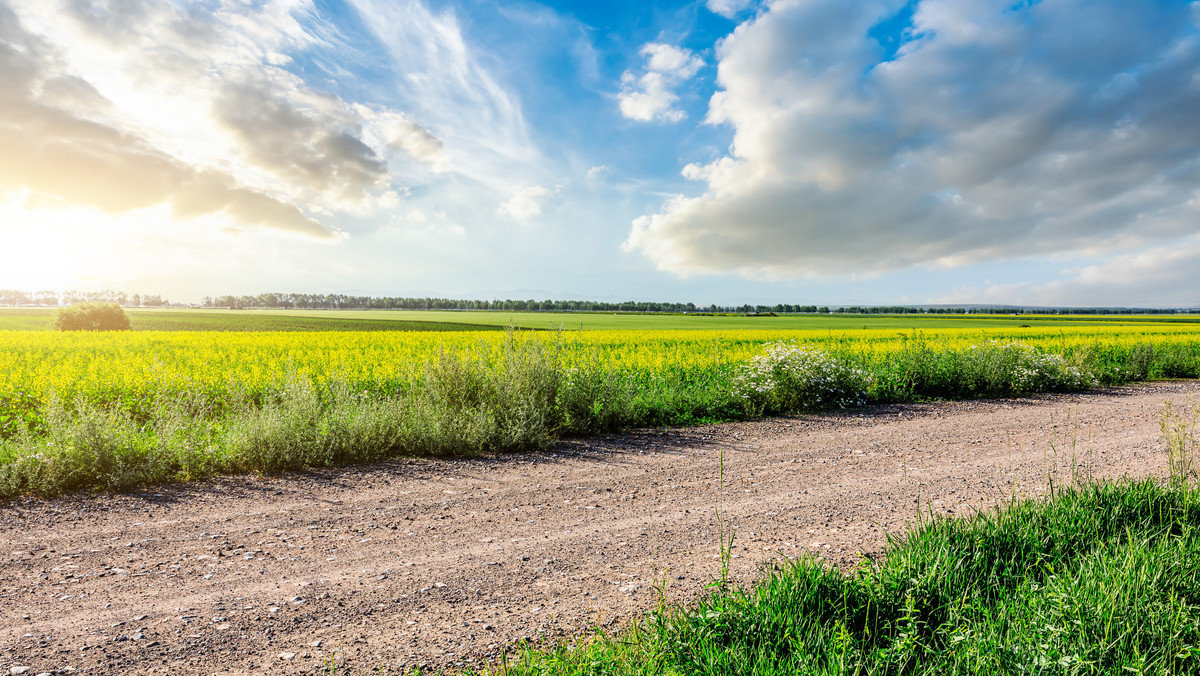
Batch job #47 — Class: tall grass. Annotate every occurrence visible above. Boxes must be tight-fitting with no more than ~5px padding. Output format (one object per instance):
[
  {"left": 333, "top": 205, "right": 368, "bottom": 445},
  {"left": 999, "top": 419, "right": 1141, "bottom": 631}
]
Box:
[
  {"left": 1, "top": 333, "right": 1197, "bottom": 498},
  {"left": 485, "top": 478, "right": 1200, "bottom": 675},
  {"left": 1161, "top": 399, "right": 1198, "bottom": 485}
]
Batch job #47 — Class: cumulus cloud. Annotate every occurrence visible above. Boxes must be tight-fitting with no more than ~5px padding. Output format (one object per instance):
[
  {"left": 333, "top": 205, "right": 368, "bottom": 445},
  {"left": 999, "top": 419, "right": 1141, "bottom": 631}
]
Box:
[
  {"left": 355, "top": 106, "right": 449, "bottom": 172},
  {"left": 706, "top": 0, "right": 755, "bottom": 20},
  {"left": 618, "top": 43, "right": 704, "bottom": 123},
  {"left": 210, "top": 77, "right": 391, "bottom": 205},
  {"left": 498, "top": 186, "right": 551, "bottom": 222},
  {"left": 626, "top": 0, "right": 1200, "bottom": 278},
  {"left": 0, "top": 1, "right": 334, "bottom": 238}
]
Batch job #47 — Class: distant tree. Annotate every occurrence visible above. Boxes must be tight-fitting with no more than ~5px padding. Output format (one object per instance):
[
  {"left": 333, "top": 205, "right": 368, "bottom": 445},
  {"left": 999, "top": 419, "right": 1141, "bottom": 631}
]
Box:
[{"left": 53, "top": 302, "right": 132, "bottom": 331}]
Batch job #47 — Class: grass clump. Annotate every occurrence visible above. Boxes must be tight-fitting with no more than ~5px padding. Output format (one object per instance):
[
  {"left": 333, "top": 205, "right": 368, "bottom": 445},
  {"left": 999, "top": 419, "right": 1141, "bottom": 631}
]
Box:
[
  {"left": 1161, "top": 398, "right": 1198, "bottom": 485},
  {"left": 486, "top": 478, "right": 1200, "bottom": 675}
]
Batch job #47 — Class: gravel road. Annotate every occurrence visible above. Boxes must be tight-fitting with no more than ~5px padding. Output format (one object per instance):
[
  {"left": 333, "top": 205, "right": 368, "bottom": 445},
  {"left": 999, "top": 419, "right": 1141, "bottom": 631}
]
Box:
[{"left": 2, "top": 382, "right": 1195, "bottom": 675}]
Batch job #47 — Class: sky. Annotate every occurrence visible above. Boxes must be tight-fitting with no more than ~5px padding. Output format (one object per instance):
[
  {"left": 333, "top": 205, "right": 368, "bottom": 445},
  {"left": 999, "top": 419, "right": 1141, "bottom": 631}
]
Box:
[{"left": 1, "top": 0, "right": 1199, "bottom": 307}]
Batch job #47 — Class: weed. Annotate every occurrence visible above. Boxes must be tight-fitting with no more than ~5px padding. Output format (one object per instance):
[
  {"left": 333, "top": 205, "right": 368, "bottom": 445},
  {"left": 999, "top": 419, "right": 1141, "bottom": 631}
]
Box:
[{"left": 1161, "top": 398, "right": 1198, "bottom": 485}]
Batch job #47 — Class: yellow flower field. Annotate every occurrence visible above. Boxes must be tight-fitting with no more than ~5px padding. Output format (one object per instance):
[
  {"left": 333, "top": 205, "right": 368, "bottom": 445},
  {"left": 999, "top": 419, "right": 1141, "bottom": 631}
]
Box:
[{"left": 4, "top": 324, "right": 1200, "bottom": 406}]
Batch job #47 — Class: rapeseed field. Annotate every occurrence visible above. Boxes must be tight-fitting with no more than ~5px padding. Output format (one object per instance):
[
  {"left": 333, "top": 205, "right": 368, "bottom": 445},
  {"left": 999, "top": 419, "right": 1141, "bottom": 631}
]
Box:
[{"left": 1, "top": 321, "right": 1198, "bottom": 497}]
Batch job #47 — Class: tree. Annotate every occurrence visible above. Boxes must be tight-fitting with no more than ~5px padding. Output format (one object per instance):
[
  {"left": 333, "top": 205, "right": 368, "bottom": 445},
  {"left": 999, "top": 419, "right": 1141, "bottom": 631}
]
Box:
[{"left": 53, "top": 302, "right": 132, "bottom": 331}]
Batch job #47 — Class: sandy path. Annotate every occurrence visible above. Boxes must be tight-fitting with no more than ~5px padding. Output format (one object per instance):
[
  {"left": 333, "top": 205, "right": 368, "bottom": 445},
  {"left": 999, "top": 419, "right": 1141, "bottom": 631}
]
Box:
[{"left": 2, "top": 382, "right": 1195, "bottom": 675}]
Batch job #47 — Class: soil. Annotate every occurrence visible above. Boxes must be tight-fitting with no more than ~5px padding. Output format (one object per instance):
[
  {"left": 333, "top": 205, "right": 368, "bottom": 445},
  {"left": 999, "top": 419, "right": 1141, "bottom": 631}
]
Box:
[{"left": 2, "top": 382, "right": 1197, "bottom": 675}]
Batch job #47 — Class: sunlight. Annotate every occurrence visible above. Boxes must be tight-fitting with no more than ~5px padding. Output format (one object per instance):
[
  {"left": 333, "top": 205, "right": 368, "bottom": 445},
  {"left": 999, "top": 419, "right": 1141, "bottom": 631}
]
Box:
[{"left": 0, "top": 196, "right": 175, "bottom": 292}]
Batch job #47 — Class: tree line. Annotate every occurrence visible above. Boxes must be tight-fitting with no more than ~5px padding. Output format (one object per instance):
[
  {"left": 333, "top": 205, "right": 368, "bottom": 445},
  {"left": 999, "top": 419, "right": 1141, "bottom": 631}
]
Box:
[
  {"left": 0, "top": 288, "right": 1190, "bottom": 315},
  {"left": 0, "top": 289, "right": 167, "bottom": 307}
]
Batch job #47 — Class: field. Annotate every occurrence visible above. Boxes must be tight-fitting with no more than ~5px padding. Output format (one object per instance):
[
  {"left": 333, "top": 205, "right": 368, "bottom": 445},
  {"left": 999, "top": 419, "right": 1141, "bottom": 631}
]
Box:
[
  {"left": 1, "top": 313, "right": 1200, "bottom": 498},
  {"left": 3, "top": 306, "right": 1198, "bottom": 331},
  {"left": 0, "top": 308, "right": 506, "bottom": 332},
  {"left": 3, "top": 312, "right": 1200, "bottom": 673}
]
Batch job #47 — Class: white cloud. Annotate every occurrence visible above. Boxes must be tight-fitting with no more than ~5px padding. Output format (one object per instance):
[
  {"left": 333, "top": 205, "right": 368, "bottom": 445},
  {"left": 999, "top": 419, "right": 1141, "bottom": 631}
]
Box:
[
  {"left": 355, "top": 105, "right": 449, "bottom": 172},
  {"left": 641, "top": 43, "right": 705, "bottom": 79},
  {"left": 626, "top": 0, "right": 1200, "bottom": 279},
  {"left": 618, "top": 43, "right": 704, "bottom": 123},
  {"left": 0, "top": 0, "right": 339, "bottom": 238},
  {"left": 498, "top": 186, "right": 552, "bottom": 222},
  {"left": 346, "top": 0, "right": 542, "bottom": 189},
  {"left": 935, "top": 238, "right": 1200, "bottom": 307},
  {"left": 706, "top": 0, "right": 754, "bottom": 20},
  {"left": 2, "top": 0, "right": 450, "bottom": 237},
  {"left": 587, "top": 165, "right": 612, "bottom": 180}
]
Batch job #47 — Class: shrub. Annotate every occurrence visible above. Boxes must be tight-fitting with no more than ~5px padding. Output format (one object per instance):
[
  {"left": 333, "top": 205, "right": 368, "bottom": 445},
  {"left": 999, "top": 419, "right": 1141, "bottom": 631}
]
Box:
[
  {"left": 960, "top": 340, "right": 1095, "bottom": 394},
  {"left": 52, "top": 302, "right": 132, "bottom": 331},
  {"left": 734, "top": 342, "right": 872, "bottom": 414}
]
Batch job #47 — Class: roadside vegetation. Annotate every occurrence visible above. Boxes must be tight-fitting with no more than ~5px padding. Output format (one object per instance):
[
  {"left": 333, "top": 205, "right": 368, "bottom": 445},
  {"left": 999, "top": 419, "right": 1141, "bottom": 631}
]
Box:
[
  {"left": 489, "top": 476, "right": 1200, "bottom": 675},
  {"left": 0, "top": 323, "right": 1199, "bottom": 497},
  {"left": 480, "top": 402, "right": 1200, "bottom": 675}
]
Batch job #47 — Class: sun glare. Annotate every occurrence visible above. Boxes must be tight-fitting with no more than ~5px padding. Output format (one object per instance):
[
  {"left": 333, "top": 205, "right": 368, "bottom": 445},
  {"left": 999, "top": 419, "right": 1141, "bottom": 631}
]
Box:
[{"left": 0, "top": 198, "right": 145, "bottom": 291}]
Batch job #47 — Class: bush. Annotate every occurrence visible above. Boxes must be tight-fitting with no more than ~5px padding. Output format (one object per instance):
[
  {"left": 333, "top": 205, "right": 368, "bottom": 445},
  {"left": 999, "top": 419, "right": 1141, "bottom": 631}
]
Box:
[
  {"left": 52, "top": 302, "right": 132, "bottom": 331},
  {"left": 960, "top": 340, "right": 1095, "bottom": 394},
  {"left": 878, "top": 339, "right": 1096, "bottom": 399},
  {"left": 734, "top": 342, "right": 872, "bottom": 414}
]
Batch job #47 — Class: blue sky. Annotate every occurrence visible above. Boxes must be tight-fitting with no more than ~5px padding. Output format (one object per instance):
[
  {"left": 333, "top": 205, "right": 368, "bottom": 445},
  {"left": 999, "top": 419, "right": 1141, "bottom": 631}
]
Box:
[{"left": 1, "top": 0, "right": 1198, "bottom": 306}]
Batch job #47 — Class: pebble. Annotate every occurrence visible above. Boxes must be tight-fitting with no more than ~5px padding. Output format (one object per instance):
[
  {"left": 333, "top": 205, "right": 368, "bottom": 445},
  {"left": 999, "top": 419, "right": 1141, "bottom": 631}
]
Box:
[
  {"left": 269, "top": 607, "right": 280, "bottom": 614},
  {"left": 278, "top": 652, "right": 296, "bottom": 660},
  {"left": 10, "top": 668, "right": 31, "bottom": 675}
]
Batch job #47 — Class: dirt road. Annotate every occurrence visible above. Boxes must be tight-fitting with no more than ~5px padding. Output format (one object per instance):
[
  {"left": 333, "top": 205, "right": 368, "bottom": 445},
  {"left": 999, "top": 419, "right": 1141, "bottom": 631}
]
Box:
[{"left": 2, "top": 382, "right": 1195, "bottom": 675}]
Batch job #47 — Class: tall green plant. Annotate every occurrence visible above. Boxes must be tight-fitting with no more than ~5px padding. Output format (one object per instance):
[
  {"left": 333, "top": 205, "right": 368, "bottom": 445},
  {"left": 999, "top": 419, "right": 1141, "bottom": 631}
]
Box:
[{"left": 1161, "top": 399, "right": 1198, "bottom": 485}]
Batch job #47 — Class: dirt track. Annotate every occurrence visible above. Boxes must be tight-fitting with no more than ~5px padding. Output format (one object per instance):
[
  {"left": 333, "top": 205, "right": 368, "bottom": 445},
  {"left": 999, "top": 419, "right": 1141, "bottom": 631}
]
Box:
[{"left": 2, "top": 382, "right": 1196, "bottom": 675}]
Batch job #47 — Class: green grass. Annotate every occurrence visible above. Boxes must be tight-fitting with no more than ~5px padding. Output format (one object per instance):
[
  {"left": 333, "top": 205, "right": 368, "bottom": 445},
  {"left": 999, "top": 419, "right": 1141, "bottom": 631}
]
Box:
[
  {"left": 1, "top": 307, "right": 1197, "bottom": 332},
  {"left": 486, "top": 478, "right": 1200, "bottom": 675},
  {"left": 170, "top": 309, "right": 1200, "bottom": 331}
]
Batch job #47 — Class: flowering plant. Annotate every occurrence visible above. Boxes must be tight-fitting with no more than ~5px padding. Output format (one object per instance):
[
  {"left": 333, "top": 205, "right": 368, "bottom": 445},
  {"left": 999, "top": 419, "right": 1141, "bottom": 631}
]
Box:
[{"left": 734, "top": 342, "right": 872, "bottom": 414}]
